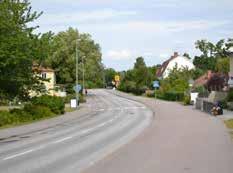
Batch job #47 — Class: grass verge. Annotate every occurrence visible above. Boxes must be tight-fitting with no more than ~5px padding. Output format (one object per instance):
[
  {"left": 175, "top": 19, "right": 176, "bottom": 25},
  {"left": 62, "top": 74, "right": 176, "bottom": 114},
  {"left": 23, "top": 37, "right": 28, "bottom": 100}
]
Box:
[{"left": 224, "top": 119, "right": 233, "bottom": 129}]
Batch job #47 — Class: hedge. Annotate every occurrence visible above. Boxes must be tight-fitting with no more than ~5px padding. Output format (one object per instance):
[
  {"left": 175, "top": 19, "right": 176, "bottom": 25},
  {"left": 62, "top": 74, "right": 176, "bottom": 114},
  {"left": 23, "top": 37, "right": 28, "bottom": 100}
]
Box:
[
  {"left": 156, "top": 91, "right": 184, "bottom": 101},
  {"left": 31, "top": 95, "right": 65, "bottom": 114},
  {"left": 0, "top": 105, "right": 54, "bottom": 127}
]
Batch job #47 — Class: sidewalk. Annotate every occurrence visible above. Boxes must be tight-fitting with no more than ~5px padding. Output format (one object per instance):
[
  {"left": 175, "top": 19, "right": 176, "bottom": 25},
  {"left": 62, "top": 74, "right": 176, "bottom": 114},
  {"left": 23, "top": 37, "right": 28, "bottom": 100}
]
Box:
[{"left": 84, "top": 90, "right": 233, "bottom": 173}]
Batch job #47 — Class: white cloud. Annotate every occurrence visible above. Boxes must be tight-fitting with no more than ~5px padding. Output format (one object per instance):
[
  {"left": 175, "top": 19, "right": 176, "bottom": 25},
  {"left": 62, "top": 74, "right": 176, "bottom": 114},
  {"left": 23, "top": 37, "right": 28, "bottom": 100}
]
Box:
[
  {"left": 36, "top": 9, "right": 137, "bottom": 26},
  {"left": 105, "top": 50, "right": 133, "bottom": 60},
  {"left": 90, "top": 20, "right": 230, "bottom": 33}
]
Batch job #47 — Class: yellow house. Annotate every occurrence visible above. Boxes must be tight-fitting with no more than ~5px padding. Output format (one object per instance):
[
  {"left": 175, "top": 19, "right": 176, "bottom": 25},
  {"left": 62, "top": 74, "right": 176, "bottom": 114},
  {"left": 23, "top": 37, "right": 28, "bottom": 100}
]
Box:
[{"left": 30, "top": 65, "right": 66, "bottom": 97}]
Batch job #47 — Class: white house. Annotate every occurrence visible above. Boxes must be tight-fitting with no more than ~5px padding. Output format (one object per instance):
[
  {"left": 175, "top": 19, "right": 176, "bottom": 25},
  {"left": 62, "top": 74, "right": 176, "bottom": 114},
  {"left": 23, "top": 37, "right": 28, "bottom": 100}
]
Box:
[{"left": 156, "top": 52, "right": 195, "bottom": 79}]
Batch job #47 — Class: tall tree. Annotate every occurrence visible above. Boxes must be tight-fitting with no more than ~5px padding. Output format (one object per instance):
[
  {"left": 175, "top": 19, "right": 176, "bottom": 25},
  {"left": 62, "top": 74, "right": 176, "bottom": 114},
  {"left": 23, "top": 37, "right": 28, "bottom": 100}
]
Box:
[
  {"left": 47, "top": 27, "right": 104, "bottom": 88},
  {"left": 0, "top": 0, "right": 43, "bottom": 100},
  {"left": 133, "top": 57, "right": 149, "bottom": 87}
]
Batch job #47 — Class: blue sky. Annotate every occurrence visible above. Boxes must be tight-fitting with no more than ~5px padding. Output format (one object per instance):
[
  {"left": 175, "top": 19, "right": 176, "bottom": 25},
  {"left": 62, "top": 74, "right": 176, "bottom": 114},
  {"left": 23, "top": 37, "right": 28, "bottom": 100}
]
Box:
[{"left": 30, "top": 0, "right": 233, "bottom": 71}]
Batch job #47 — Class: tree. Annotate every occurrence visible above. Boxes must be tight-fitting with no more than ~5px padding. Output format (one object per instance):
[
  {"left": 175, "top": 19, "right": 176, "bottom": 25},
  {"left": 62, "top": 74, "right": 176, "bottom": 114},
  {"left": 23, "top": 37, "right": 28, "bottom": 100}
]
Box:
[
  {"left": 104, "top": 68, "right": 117, "bottom": 86},
  {"left": 118, "top": 57, "right": 155, "bottom": 95},
  {"left": 193, "top": 39, "right": 231, "bottom": 73},
  {"left": 133, "top": 57, "right": 149, "bottom": 87},
  {"left": 46, "top": 27, "right": 104, "bottom": 88},
  {"left": 215, "top": 57, "right": 229, "bottom": 74},
  {"left": 0, "top": 0, "right": 43, "bottom": 101}
]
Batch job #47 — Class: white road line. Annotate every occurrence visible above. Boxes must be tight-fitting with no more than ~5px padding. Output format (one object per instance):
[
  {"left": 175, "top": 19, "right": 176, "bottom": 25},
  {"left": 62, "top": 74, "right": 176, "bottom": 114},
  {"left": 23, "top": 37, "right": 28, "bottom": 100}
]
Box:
[
  {"left": 96, "top": 109, "right": 105, "bottom": 112},
  {"left": 3, "top": 149, "right": 34, "bottom": 161},
  {"left": 53, "top": 136, "right": 73, "bottom": 144}
]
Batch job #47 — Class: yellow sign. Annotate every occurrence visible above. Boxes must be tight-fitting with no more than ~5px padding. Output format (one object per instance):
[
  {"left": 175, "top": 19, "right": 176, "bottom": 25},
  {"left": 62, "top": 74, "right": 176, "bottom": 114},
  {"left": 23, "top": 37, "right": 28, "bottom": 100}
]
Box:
[{"left": 114, "top": 75, "right": 120, "bottom": 82}]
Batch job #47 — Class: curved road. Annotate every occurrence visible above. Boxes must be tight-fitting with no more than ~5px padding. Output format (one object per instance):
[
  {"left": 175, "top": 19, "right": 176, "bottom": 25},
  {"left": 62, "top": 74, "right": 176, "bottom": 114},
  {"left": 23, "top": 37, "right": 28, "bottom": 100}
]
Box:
[{"left": 0, "top": 89, "right": 152, "bottom": 173}]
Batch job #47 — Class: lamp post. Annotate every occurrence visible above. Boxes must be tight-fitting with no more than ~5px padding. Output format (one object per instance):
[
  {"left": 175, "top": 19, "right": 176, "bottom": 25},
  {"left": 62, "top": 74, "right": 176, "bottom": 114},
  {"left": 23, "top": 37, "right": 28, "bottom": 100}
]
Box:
[
  {"left": 227, "top": 47, "right": 233, "bottom": 88},
  {"left": 76, "top": 38, "right": 79, "bottom": 108},
  {"left": 82, "top": 56, "right": 85, "bottom": 93}
]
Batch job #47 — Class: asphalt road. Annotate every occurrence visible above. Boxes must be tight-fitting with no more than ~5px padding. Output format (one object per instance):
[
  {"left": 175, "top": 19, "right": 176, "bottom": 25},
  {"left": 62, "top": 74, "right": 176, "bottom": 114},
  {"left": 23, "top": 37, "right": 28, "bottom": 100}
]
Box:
[{"left": 0, "top": 89, "right": 152, "bottom": 173}]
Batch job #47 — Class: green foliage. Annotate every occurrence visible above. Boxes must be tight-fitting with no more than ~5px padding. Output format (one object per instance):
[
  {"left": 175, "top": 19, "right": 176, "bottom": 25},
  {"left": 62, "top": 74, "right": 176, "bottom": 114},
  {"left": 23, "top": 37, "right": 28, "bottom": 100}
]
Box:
[
  {"left": 193, "top": 86, "right": 209, "bottom": 97},
  {"left": 156, "top": 90, "right": 184, "bottom": 101},
  {"left": 227, "top": 89, "right": 233, "bottom": 102},
  {"left": 118, "top": 57, "right": 157, "bottom": 95},
  {"left": 0, "top": 104, "right": 54, "bottom": 127},
  {"left": 104, "top": 68, "right": 117, "bottom": 86},
  {"left": 193, "top": 39, "right": 232, "bottom": 73},
  {"left": 46, "top": 27, "right": 104, "bottom": 88},
  {"left": 156, "top": 66, "right": 190, "bottom": 101},
  {"left": 0, "top": 0, "right": 44, "bottom": 101},
  {"left": 10, "top": 108, "right": 32, "bottom": 122},
  {"left": 215, "top": 57, "right": 230, "bottom": 73},
  {"left": 23, "top": 104, "right": 54, "bottom": 120},
  {"left": 31, "top": 95, "right": 65, "bottom": 114},
  {"left": 183, "top": 95, "right": 191, "bottom": 105},
  {"left": 0, "top": 111, "right": 18, "bottom": 127},
  {"left": 219, "top": 100, "right": 228, "bottom": 109}
]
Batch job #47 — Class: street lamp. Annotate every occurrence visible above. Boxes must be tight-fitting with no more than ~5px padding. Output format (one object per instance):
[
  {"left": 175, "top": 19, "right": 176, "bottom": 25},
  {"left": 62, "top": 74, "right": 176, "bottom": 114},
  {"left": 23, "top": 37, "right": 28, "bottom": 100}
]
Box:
[
  {"left": 76, "top": 38, "right": 79, "bottom": 108},
  {"left": 82, "top": 56, "right": 85, "bottom": 94},
  {"left": 227, "top": 47, "right": 233, "bottom": 88}
]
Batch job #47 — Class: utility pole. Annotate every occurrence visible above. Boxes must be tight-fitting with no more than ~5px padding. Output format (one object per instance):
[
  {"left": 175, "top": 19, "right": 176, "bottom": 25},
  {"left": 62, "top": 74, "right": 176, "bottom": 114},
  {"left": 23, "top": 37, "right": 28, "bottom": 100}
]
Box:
[
  {"left": 76, "top": 38, "right": 79, "bottom": 108},
  {"left": 82, "top": 56, "right": 85, "bottom": 93}
]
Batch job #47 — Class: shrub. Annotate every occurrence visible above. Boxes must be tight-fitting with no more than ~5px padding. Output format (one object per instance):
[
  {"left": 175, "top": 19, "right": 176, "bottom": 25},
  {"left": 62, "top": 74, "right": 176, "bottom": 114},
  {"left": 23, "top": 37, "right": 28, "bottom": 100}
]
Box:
[
  {"left": 24, "top": 104, "right": 54, "bottom": 120},
  {"left": 193, "top": 86, "right": 209, "bottom": 98},
  {"left": 219, "top": 100, "right": 228, "bottom": 109},
  {"left": 31, "top": 95, "right": 65, "bottom": 114},
  {"left": 227, "top": 89, "right": 233, "bottom": 102},
  {"left": 10, "top": 108, "right": 32, "bottom": 122},
  {"left": 156, "top": 90, "right": 184, "bottom": 101},
  {"left": 0, "top": 111, "right": 17, "bottom": 127},
  {"left": 183, "top": 95, "right": 191, "bottom": 105}
]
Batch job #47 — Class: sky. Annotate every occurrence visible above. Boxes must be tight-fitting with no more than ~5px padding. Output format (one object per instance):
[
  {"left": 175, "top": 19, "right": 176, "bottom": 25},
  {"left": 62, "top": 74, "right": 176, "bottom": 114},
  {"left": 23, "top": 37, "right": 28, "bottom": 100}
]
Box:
[{"left": 30, "top": 0, "right": 233, "bottom": 71}]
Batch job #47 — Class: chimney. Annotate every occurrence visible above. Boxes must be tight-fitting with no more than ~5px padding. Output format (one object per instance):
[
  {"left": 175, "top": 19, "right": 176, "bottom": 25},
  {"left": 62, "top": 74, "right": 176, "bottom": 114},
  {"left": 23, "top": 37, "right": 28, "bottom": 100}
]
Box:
[{"left": 174, "top": 52, "right": 179, "bottom": 57}]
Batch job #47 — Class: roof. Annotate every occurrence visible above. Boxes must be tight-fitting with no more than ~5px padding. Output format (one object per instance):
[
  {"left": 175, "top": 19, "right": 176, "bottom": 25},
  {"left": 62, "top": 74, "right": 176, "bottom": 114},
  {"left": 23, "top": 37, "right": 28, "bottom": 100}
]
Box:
[
  {"left": 194, "top": 71, "right": 228, "bottom": 89},
  {"left": 156, "top": 52, "right": 179, "bottom": 78},
  {"left": 32, "top": 66, "right": 55, "bottom": 73}
]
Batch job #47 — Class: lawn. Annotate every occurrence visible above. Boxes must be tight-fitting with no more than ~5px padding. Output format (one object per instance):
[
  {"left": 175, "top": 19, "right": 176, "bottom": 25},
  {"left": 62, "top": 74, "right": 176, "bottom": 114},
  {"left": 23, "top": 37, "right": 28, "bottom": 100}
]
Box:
[{"left": 224, "top": 119, "right": 233, "bottom": 129}]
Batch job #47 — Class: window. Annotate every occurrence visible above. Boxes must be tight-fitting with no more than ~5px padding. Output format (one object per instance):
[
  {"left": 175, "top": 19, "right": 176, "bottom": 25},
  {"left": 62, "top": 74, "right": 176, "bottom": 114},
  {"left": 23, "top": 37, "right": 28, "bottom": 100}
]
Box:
[{"left": 42, "top": 72, "right": 47, "bottom": 79}]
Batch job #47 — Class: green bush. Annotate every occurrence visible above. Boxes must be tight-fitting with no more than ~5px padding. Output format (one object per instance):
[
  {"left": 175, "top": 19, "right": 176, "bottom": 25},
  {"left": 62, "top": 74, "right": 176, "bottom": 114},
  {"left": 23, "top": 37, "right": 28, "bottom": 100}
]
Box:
[
  {"left": 156, "top": 90, "right": 184, "bottom": 101},
  {"left": 227, "top": 89, "right": 233, "bottom": 102},
  {"left": 24, "top": 104, "right": 54, "bottom": 120},
  {"left": 183, "top": 95, "right": 191, "bottom": 105},
  {"left": 193, "top": 86, "right": 209, "bottom": 98},
  {"left": 0, "top": 111, "right": 17, "bottom": 126},
  {"left": 10, "top": 108, "right": 32, "bottom": 123},
  {"left": 31, "top": 95, "right": 65, "bottom": 114},
  {"left": 219, "top": 100, "right": 228, "bottom": 109}
]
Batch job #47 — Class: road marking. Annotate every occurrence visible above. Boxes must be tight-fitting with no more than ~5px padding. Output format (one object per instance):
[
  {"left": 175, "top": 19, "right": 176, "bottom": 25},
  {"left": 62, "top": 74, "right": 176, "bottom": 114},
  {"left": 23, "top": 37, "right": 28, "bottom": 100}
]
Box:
[
  {"left": 53, "top": 136, "right": 73, "bottom": 144},
  {"left": 3, "top": 149, "right": 34, "bottom": 160},
  {"left": 96, "top": 109, "right": 105, "bottom": 112}
]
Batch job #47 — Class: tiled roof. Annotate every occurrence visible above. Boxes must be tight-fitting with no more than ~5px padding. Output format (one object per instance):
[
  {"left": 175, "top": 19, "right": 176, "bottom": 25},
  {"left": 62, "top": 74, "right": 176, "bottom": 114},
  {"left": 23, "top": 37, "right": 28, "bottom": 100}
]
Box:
[
  {"left": 32, "top": 66, "right": 55, "bottom": 73},
  {"left": 156, "top": 52, "right": 179, "bottom": 78}
]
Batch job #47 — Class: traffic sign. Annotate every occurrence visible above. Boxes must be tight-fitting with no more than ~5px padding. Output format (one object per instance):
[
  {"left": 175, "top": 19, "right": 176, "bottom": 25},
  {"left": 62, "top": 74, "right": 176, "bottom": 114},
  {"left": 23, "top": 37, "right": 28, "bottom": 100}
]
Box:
[
  {"left": 73, "top": 84, "right": 82, "bottom": 92},
  {"left": 153, "top": 81, "right": 160, "bottom": 88},
  {"left": 115, "top": 75, "right": 120, "bottom": 82}
]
